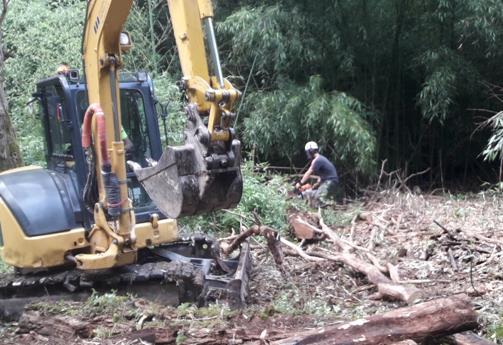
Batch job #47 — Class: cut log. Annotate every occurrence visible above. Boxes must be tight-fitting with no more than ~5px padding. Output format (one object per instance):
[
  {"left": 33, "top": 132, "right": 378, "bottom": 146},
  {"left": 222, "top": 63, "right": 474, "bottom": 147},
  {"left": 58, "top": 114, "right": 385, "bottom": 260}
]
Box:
[
  {"left": 309, "top": 250, "right": 422, "bottom": 304},
  {"left": 288, "top": 214, "right": 325, "bottom": 240},
  {"left": 272, "top": 294, "right": 477, "bottom": 345}
]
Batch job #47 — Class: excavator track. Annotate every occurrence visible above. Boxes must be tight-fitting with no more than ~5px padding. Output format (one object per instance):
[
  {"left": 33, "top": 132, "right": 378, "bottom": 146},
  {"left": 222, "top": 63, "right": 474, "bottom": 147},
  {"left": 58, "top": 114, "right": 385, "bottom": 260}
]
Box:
[{"left": 0, "top": 237, "right": 251, "bottom": 321}]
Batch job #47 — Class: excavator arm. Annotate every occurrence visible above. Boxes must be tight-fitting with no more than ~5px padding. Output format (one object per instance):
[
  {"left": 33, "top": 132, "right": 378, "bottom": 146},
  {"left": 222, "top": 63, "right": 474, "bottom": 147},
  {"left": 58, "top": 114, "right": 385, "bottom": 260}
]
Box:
[{"left": 77, "top": 0, "right": 243, "bottom": 270}]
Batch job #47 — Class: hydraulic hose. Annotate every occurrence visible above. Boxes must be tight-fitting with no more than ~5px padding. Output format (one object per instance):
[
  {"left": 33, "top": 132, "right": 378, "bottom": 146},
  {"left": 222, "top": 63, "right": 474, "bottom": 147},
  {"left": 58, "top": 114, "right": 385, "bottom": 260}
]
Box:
[
  {"left": 81, "top": 103, "right": 121, "bottom": 217},
  {"left": 82, "top": 103, "right": 109, "bottom": 165}
]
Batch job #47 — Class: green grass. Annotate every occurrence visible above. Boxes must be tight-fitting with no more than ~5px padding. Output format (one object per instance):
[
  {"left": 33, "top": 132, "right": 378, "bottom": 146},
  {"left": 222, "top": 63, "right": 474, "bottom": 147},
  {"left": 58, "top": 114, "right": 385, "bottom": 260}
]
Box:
[
  {"left": 31, "top": 290, "right": 141, "bottom": 321},
  {"left": 490, "top": 319, "right": 503, "bottom": 341},
  {"left": 0, "top": 257, "right": 13, "bottom": 274}
]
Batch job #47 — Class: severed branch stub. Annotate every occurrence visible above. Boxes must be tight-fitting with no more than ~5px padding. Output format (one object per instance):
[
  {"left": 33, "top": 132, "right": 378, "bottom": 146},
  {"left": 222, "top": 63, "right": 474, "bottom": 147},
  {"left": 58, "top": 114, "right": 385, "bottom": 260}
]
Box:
[{"left": 222, "top": 225, "right": 284, "bottom": 266}]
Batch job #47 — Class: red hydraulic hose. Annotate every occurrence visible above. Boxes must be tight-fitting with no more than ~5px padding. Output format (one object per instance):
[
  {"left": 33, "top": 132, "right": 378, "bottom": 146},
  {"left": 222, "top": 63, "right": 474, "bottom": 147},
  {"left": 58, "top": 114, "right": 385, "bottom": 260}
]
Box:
[{"left": 81, "top": 103, "right": 110, "bottom": 164}]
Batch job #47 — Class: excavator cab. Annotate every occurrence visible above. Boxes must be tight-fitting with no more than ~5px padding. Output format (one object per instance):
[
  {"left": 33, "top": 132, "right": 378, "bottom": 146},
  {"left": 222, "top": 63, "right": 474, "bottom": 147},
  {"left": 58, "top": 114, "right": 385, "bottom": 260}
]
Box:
[
  {"left": 34, "top": 70, "right": 243, "bottom": 223},
  {"left": 34, "top": 71, "right": 164, "bottom": 226}
]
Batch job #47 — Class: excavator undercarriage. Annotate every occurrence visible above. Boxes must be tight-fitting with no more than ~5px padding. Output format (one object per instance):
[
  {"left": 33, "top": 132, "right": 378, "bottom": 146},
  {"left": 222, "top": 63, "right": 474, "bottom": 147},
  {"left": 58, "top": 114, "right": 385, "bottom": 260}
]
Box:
[{"left": 0, "top": 236, "right": 251, "bottom": 321}]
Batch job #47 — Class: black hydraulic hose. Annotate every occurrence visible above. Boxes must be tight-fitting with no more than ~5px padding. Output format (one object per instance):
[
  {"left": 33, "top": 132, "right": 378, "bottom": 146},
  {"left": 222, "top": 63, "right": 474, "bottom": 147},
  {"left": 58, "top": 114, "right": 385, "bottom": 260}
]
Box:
[
  {"left": 109, "top": 59, "right": 121, "bottom": 142},
  {"left": 83, "top": 146, "right": 99, "bottom": 217},
  {"left": 81, "top": 1, "right": 91, "bottom": 88}
]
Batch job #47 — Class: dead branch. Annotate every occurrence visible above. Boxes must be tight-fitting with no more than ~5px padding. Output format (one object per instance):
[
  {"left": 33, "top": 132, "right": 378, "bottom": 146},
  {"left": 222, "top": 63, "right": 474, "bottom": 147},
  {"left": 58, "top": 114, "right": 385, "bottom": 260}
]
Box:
[
  {"left": 367, "top": 226, "right": 378, "bottom": 251},
  {"left": 272, "top": 294, "right": 477, "bottom": 345},
  {"left": 448, "top": 248, "right": 459, "bottom": 272},
  {"left": 402, "top": 167, "right": 431, "bottom": 186},
  {"left": 387, "top": 263, "right": 401, "bottom": 282},
  {"left": 280, "top": 237, "right": 324, "bottom": 262},
  {"left": 308, "top": 250, "right": 422, "bottom": 304},
  {"left": 375, "top": 159, "right": 388, "bottom": 191},
  {"left": 318, "top": 211, "right": 369, "bottom": 253},
  {"left": 349, "top": 214, "right": 358, "bottom": 242},
  {"left": 365, "top": 252, "right": 388, "bottom": 273},
  {"left": 222, "top": 225, "right": 283, "bottom": 266}
]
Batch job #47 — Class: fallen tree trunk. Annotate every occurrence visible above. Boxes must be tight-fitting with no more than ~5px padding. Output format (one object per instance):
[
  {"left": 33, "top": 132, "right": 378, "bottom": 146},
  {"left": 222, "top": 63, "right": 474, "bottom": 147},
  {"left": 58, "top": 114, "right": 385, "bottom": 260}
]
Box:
[{"left": 272, "top": 294, "right": 477, "bottom": 345}]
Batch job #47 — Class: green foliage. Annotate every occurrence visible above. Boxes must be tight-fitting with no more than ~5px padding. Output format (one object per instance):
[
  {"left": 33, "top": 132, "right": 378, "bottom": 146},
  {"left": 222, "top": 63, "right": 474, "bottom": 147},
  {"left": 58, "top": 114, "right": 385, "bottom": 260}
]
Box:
[
  {"left": 219, "top": 0, "right": 503, "bottom": 179},
  {"left": 218, "top": 4, "right": 324, "bottom": 83},
  {"left": 4, "top": 0, "right": 86, "bottom": 165},
  {"left": 181, "top": 162, "right": 300, "bottom": 234},
  {"left": 243, "top": 76, "right": 376, "bottom": 175},
  {"left": 482, "top": 111, "right": 503, "bottom": 162},
  {"left": 124, "top": 2, "right": 159, "bottom": 73},
  {"left": 418, "top": 66, "right": 455, "bottom": 124},
  {"left": 151, "top": 73, "right": 187, "bottom": 145},
  {"left": 0, "top": 257, "right": 12, "bottom": 274},
  {"left": 488, "top": 316, "right": 503, "bottom": 340},
  {"left": 3, "top": 0, "right": 503, "bottom": 180}
]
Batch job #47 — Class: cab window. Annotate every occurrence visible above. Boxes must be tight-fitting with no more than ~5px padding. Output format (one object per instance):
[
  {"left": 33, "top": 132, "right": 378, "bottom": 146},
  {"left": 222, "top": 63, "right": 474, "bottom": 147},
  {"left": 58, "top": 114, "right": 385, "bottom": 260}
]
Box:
[
  {"left": 120, "top": 89, "right": 152, "bottom": 166},
  {"left": 76, "top": 90, "right": 152, "bottom": 165},
  {"left": 42, "top": 85, "right": 74, "bottom": 171}
]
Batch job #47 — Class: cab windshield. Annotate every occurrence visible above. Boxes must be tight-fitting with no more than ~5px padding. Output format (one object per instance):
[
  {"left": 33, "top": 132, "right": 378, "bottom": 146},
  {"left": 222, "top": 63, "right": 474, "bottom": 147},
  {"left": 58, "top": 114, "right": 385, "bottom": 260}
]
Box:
[{"left": 76, "top": 90, "right": 154, "bottom": 209}]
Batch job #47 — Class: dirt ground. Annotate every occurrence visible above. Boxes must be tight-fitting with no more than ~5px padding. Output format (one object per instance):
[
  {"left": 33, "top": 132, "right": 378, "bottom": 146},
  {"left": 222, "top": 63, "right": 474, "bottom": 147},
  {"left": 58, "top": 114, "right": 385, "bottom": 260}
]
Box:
[{"left": 0, "top": 191, "right": 502, "bottom": 344}]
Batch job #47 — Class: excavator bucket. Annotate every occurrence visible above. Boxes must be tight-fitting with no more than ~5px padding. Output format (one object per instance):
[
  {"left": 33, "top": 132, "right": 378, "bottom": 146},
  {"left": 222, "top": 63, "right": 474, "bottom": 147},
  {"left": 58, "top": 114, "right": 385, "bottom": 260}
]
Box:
[{"left": 134, "top": 105, "right": 243, "bottom": 218}]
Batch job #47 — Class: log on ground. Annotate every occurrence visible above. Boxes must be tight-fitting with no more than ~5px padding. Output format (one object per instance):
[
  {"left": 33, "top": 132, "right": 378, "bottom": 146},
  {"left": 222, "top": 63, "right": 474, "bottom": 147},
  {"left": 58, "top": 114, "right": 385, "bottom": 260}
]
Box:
[{"left": 272, "top": 294, "right": 477, "bottom": 345}]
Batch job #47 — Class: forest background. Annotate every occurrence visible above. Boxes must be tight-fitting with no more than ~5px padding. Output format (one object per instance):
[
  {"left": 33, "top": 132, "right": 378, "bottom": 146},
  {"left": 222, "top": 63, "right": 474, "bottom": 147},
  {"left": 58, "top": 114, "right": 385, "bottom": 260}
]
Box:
[{"left": 2, "top": 0, "right": 503, "bottom": 190}]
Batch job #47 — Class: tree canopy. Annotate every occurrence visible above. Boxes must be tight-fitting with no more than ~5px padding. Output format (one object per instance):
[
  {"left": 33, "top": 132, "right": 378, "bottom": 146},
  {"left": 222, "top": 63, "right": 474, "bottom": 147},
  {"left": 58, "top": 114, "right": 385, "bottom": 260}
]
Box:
[{"left": 3, "top": 0, "right": 503, "bottom": 185}]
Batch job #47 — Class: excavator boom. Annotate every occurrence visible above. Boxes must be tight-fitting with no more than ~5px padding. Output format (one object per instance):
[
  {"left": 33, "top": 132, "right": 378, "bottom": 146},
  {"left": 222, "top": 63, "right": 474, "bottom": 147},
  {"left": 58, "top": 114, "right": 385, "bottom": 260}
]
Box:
[
  {"left": 136, "top": 0, "right": 243, "bottom": 218},
  {"left": 76, "top": 0, "right": 243, "bottom": 269}
]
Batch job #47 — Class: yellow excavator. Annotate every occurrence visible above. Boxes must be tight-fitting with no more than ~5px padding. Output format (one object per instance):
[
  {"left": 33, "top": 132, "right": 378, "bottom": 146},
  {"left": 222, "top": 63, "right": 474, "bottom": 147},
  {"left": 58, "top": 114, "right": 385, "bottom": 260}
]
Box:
[{"left": 0, "top": 0, "right": 247, "bottom": 312}]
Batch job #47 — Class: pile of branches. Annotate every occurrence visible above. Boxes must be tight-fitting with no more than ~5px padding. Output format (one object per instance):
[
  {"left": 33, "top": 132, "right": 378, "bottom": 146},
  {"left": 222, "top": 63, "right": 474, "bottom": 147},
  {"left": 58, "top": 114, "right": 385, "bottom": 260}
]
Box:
[{"left": 219, "top": 210, "right": 497, "bottom": 345}]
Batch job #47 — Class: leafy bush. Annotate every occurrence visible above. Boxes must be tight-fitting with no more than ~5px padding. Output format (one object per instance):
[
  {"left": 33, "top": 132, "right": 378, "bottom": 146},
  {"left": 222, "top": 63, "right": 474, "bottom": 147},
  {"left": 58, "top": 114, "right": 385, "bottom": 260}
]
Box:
[
  {"left": 151, "top": 73, "right": 187, "bottom": 146},
  {"left": 482, "top": 111, "right": 503, "bottom": 163},
  {"left": 242, "top": 76, "right": 377, "bottom": 176},
  {"left": 181, "top": 162, "right": 302, "bottom": 234}
]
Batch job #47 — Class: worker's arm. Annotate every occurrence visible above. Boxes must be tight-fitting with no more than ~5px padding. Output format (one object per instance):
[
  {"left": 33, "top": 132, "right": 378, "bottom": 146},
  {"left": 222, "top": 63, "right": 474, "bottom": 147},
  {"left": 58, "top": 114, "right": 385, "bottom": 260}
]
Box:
[{"left": 296, "top": 160, "right": 316, "bottom": 189}]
